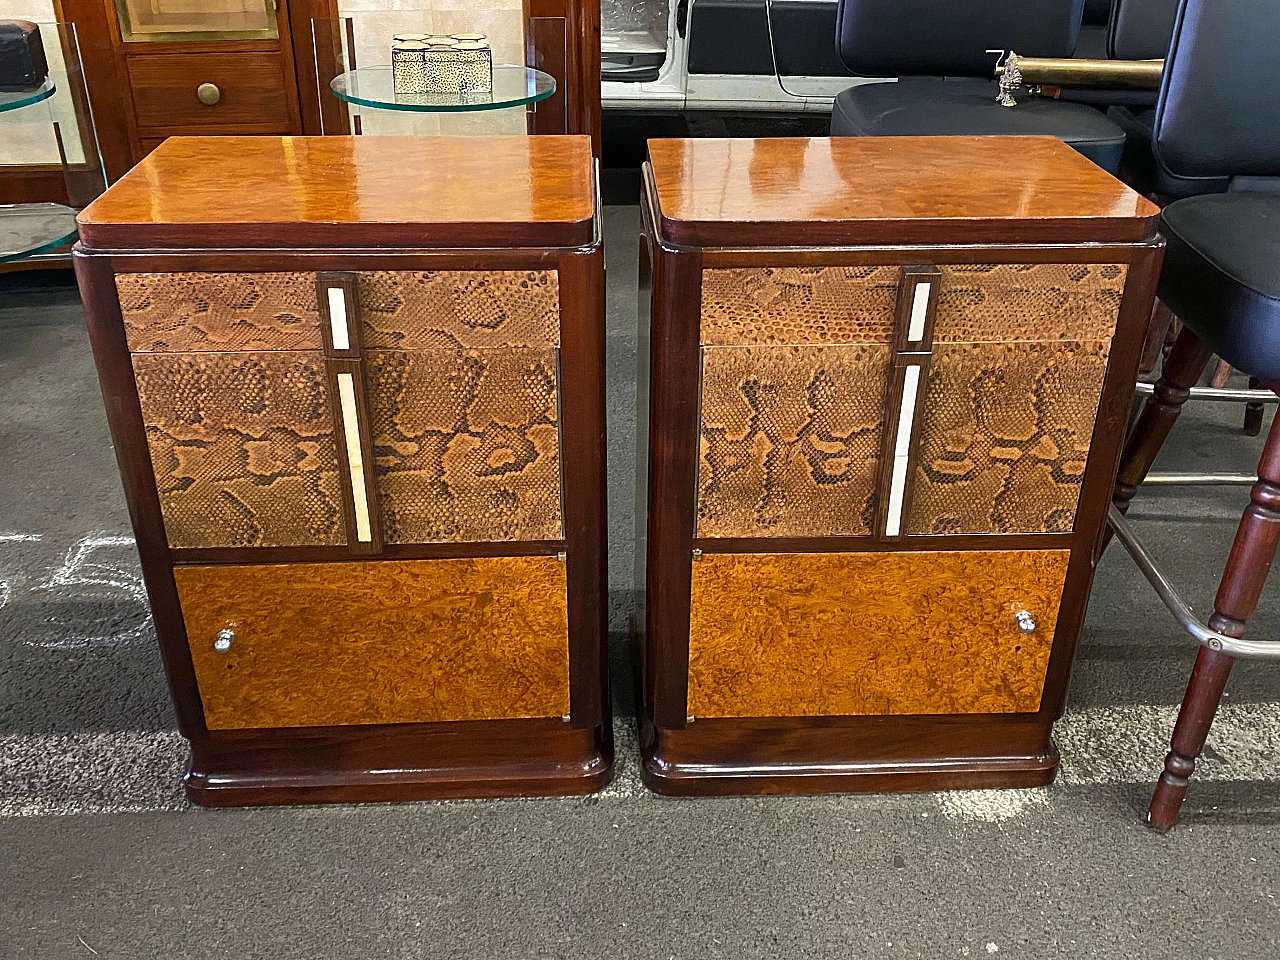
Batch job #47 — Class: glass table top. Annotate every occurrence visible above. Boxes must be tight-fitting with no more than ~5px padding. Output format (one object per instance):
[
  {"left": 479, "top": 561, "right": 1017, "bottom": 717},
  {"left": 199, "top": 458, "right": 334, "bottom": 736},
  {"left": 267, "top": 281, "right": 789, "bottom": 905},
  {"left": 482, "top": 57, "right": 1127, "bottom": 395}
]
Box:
[
  {"left": 0, "top": 203, "right": 78, "bottom": 264},
  {"left": 331, "top": 66, "right": 555, "bottom": 113},
  {"left": 0, "top": 79, "right": 56, "bottom": 114}
]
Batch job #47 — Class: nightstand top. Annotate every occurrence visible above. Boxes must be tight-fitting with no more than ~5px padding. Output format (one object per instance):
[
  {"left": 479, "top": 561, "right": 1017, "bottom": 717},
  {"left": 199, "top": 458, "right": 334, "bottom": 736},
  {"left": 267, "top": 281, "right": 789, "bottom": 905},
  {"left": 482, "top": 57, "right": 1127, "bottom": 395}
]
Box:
[
  {"left": 78, "top": 135, "right": 596, "bottom": 251},
  {"left": 646, "top": 136, "right": 1160, "bottom": 248}
]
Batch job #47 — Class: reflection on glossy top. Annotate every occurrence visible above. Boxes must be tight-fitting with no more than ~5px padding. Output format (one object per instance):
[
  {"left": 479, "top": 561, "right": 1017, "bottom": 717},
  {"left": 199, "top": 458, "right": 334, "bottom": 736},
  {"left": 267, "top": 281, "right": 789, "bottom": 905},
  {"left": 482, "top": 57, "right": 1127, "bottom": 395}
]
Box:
[
  {"left": 78, "top": 136, "right": 596, "bottom": 250},
  {"left": 647, "top": 137, "right": 1161, "bottom": 247}
]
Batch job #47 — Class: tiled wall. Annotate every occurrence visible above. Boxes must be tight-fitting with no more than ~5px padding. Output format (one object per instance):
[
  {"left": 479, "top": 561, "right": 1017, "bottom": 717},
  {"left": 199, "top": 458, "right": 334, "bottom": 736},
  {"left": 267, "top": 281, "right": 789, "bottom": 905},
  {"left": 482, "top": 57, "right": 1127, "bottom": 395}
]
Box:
[{"left": 337, "top": 0, "right": 528, "bottom": 136}]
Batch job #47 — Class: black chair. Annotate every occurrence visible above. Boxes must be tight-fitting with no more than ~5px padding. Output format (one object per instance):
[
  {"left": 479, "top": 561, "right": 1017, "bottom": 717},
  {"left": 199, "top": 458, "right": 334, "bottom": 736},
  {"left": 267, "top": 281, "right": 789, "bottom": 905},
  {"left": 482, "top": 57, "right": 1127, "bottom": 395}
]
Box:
[
  {"left": 1108, "top": 0, "right": 1280, "bottom": 830},
  {"left": 830, "top": 0, "right": 1128, "bottom": 173},
  {"left": 1075, "top": 0, "right": 1115, "bottom": 60}
]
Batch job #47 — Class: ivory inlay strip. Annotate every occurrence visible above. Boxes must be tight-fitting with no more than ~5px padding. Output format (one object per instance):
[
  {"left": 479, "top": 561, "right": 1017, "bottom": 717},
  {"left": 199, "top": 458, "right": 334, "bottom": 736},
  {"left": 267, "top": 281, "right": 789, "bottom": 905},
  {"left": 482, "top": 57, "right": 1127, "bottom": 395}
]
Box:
[
  {"left": 337, "top": 372, "right": 372, "bottom": 543},
  {"left": 907, "top": 282, "right": 932, "bottom": 343},
  {"left": 327, "top": 286, "right": 350, "bottom": 351},
  {"left": 884, "top": 364, "right": 922, "bottom": 538}
]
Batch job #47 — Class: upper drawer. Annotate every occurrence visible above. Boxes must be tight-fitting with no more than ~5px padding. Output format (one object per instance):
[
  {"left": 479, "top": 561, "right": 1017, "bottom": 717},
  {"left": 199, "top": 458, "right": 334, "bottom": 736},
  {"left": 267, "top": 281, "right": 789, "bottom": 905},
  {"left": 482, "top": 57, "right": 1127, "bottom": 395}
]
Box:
[
  {"left": 127, "top": 52, "right": 293, "bottom": 129},
  {"left": 118, "top": 270, "right": 560, "bottom": 352}
]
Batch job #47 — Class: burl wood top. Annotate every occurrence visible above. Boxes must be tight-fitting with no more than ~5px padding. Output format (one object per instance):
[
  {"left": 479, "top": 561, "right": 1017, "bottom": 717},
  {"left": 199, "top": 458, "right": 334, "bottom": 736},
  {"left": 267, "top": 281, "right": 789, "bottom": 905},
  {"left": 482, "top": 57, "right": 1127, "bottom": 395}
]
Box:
[
  {"left": 647, "top": 137, "right": 1161, "bottom": 247},
  {"left": 77, "top": 136, "right": 596, "bottom": 250}
]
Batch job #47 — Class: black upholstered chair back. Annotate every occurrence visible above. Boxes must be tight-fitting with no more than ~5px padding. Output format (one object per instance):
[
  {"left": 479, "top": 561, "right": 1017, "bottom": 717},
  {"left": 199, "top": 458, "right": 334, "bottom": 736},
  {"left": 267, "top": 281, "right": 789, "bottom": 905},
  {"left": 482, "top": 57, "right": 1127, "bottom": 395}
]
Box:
[
  {"left": 1154, "top": 0, "right": 1280, "bottom": 185},
  {"left": 1108, "top": 0, "right": 1178, "bottom": 60},
  {"left": 835, "top": 0, "right": 1086, "bottom": 77}
]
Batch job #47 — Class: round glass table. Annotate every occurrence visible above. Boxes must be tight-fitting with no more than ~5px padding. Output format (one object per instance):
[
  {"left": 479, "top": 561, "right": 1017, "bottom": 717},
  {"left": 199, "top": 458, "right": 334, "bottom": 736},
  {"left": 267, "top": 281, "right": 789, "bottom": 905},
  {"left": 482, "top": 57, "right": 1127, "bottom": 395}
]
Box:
[
  {"left": 331, "top": 65, "right": 555, "bottom": 113},
  {"left": 0, "top": 78, "right": 55, "bottom": 114}
]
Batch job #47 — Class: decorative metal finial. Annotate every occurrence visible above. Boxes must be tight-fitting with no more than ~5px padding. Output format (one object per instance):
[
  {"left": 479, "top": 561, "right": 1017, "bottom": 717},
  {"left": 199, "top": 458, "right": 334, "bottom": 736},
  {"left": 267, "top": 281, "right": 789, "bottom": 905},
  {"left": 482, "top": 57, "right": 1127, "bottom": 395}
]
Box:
[{"left": 988, "top": 49, "right": 1023, "bottom": 107}]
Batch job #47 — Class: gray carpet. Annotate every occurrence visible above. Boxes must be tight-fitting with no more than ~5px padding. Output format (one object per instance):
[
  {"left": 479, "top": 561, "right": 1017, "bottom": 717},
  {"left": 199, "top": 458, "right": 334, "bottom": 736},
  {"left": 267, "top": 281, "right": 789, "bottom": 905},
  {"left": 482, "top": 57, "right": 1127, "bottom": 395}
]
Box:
[{"left": 1, "top": 208, "right": 1278, "bottom": 959}]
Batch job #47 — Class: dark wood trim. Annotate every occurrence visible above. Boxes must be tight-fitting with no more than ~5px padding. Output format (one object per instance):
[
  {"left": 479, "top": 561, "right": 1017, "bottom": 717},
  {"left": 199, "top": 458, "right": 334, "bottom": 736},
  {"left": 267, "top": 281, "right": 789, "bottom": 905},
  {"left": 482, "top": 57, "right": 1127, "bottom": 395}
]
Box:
[
  {"left": 699, "top": 244, "right": 1150, "bottom": 268},
  {"left": 641, "top": 714, "right": 1056, "bottom": 797},
  {"left": 1039, "top": 239, "right": 1166, "bottom": 720},
  {"left": 558, "top": 244, "right": 609, "bottom": 729},
  {"left": 105, "top": 248, "right": 568, "bottom": 273},
  {"left": 72, "top": 247, "right": 208, "bottom": 737},
  {"left": 189, "top": 717, "right": 612, "bottom": 805},
  {"left": 325, "top": 356, "right": 383, "bottom": 556},
  {"left": 316, "top": 271, "right": 362, "bottom": 359},
  {"left": 640, "top": 177, "right": 702, "bottom": 731},
  {"left": 171, "top": 541, "right": 567, "bottom": 565},
  {"left": 873, "top": 354, "right": 932, "bottom": 543},
  {"left": 0, "top": 169, "right": 68, "bottom": 206},
  {"left": 892, "top": 263, "right": 941, "bottom": 353},
  {"left": 691, "top": 533, "right": 1074, "bottom": 554}
]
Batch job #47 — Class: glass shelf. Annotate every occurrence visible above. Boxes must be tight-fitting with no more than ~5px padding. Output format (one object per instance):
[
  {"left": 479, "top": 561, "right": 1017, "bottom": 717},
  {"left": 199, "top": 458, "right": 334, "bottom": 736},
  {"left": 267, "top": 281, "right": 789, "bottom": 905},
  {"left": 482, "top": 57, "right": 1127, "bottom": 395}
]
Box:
[
  {"left": 0, "top": 79, "right": 56, "bottom": 114},
  {"left": 331, "top": 65, "right": 555, "bottom": 113},
  {"left": 0, "top": 204, "right": 79, "bottom": 264}
]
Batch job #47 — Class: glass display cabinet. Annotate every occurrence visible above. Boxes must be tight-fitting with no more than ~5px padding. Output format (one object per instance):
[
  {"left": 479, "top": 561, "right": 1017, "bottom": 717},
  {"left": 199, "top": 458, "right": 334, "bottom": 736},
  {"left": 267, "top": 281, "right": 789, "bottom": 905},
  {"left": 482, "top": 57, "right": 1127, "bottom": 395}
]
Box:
[
  {"left": 114, "top": 0, "right": 280, "bottom": 42},
  {"left": 0, "top": 22, "right": 106, "bottom": 265}
]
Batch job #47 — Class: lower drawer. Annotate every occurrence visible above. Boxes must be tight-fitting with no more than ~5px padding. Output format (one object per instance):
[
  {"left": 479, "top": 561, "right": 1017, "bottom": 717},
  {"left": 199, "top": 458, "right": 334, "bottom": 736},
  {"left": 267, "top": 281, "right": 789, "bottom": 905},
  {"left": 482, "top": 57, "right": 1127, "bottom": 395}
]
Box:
[
  {"left": 687, "top": 549, "right": 1071, "bottom": 719},
  {"left": 176, "top": 556, "right": 570, "bottom": 730}
]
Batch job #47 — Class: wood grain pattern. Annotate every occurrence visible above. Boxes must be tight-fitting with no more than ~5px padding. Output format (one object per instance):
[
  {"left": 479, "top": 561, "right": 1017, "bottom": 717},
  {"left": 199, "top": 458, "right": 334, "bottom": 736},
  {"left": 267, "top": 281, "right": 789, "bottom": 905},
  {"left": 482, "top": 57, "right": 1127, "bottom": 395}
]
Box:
[
  {"left": 359, "top": 271, "right": 560, "bottom": 349},
  {"left": 647, "top": 137, "right": 1160, "bottom": 247},
  {"left": 133, "top": 351, "right": 345, "bottom": 549},
  {"left": 688, "top": 550, "right": 1071, "bottom": 718},
  {"left": 933, "top": 264, "right": 1126, "bottom": 343},
  {"left": 696, "top": 344, "right": 891, "bottom": 538},
  {"left": 366, "top": 348, "right": 562, "bottom": 543},
  {"left": 77, "top": 136, "right": 597, "bottom": 250},
  {"left": 117, "top": 272, "right": 321, "bottom": 353},
  {"left": 126, "top": 53, "right": 294, "bottom": 130},
  {"left": 908, "top": 341, "right": 1112, "bottom": 535},
  {"left": 700, "top": 266, "right": 899, "bottom": 345},
  {"left": 177, "top": 556, "right": 570, "bottom": 729}
]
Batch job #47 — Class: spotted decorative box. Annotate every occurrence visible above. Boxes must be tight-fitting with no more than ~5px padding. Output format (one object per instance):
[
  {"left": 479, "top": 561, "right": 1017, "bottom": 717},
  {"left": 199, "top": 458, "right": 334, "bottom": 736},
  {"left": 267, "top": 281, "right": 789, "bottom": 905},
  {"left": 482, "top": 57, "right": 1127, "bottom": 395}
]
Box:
[{"left": 392, "top": 32, "right": 492, "bottom": 96}]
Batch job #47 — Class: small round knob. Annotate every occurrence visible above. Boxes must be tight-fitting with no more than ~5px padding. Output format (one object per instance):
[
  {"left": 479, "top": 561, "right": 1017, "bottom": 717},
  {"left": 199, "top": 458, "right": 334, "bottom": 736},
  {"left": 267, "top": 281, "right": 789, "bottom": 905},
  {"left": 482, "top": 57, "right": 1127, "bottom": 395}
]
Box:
[
  {"left": 1014, "top": 610, "right": 1037, "bottom": 635},
  {"left": 214, "top": 628, "right": 235, "bottom": 653},
  {"left": 197, "top": 83, "right": 221, "bottom": 106}
]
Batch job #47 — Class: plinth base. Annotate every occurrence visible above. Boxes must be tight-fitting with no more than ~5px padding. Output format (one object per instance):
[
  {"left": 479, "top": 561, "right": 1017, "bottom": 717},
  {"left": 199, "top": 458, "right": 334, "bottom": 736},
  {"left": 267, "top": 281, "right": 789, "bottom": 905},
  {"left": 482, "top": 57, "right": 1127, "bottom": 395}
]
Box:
[
  {"left": 640, "top": 714, "right": 1059, "bottom": 796},
  {"left": 184, "top": 719, "right": 613, "bottom": 806}
]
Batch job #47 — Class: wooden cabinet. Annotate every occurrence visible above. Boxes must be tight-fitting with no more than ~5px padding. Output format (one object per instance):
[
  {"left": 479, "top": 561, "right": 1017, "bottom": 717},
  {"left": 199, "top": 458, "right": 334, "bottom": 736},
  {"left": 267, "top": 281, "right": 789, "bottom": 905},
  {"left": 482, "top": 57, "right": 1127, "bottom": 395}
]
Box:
[
  {"left": 74, "top": 135, "right": 609, "bottom": 805},
  {"left": 638, "top": 136, "right": 1163, "bottom": 795}
]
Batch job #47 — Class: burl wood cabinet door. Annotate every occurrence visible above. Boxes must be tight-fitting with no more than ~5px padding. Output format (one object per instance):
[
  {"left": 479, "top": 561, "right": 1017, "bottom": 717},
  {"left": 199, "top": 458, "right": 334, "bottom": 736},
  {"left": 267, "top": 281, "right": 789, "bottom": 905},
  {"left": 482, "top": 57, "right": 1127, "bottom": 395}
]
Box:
[{"left": 177, "top": 556, "right": 571, "bottom": 729}]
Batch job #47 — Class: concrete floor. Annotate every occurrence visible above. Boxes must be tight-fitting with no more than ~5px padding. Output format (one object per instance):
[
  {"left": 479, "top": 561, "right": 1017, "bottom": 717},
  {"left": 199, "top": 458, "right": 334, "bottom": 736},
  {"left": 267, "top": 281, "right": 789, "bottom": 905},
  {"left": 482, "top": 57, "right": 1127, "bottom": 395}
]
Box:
[{"left": 2, "top": 207, "right": 1279, "bottom": 958}]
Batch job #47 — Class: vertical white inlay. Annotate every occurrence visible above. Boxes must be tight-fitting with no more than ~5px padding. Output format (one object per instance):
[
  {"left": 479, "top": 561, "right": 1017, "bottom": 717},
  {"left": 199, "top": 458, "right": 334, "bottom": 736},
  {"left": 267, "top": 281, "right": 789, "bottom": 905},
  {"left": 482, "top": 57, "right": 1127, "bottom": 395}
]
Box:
[
  {"left": 327, "top": 286, "right": 350, "bottom": 351},
  {"left": 337, "top": 373, "right": 372, "bottom": 543},
  {"left": 884, "top": 364, "right": 922, "bottom": 538},
  {"left": 907, "top": 281, "right": 932, "bottom": 343}
]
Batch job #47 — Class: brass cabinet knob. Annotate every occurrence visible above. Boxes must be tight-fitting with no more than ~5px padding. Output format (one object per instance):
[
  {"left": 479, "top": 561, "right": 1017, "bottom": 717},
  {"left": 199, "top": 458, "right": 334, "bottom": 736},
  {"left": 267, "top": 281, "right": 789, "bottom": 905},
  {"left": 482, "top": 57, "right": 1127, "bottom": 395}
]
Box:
[
  {"left": 214, "top": 628, "right": 235, "bottom": 653},
  {"left": 197, "top": 83, "right": 221, "bottom": 106},
  {"left": 1014, "top": 610, "right": 1037, "bottom": 635}
]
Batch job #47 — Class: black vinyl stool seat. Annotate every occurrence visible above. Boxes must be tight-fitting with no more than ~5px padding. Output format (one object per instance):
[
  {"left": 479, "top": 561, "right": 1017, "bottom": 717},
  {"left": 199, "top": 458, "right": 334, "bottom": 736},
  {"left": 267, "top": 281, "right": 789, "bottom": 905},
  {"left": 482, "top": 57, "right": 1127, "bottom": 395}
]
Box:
[
  {"left": 831, "top": 78, "right": 1127, "bottom": 172},
  {"left": 831, "top": 0, "right": 1129, "bottom": 173},
  {"left": 1159, "top": 193, "right": 1280, "bottom": 382}
]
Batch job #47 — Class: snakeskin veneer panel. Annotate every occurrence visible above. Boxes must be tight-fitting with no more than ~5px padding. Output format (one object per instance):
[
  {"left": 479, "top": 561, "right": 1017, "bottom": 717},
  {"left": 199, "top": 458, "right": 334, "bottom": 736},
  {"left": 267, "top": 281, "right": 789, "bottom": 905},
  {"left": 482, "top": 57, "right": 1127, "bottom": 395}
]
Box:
[
  {"left": 366, "top": 348, "right": 562, "bottom": 543},
  {"left": 934, "top": 264, "right": 1126, "bottom": 343},
  {"left": 908, "top": 340, "right": 1112, "bottom": 535},
  {"left": 359, "top": 271, "right": 559, "bottom": 349},
  {"left": 117, "top": 273, "right": 322, "bottom": 353},
  {"left": 697, "top": 344, "right": 891, "bottom": 538},
  {"left": 700, "top": 266, "right": 900, "bottom": 346},
  {"left": 133, "top": 352, "right": 345, "bottom": 548}
]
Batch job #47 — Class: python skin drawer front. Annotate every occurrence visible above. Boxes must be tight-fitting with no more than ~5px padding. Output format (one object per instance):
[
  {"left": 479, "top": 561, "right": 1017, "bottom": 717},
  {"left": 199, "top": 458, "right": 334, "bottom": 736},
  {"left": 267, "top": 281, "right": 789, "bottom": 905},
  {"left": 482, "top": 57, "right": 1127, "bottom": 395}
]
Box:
[
  {"left": 687, "top": 550, "right": 1071, "bottom": 719},
  {"left": 177, "top": 556, "right": 571, "bottom": 730}
]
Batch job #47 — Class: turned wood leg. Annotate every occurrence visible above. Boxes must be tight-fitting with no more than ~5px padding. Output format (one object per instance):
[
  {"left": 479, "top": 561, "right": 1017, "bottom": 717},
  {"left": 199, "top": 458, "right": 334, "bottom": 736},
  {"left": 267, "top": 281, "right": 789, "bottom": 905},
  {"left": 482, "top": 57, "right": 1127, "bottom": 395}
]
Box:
[
  {"left": 1244, "top": 376, "right": 1264, "bottom": 437},
  {"left": 1113, "top": 327, "right": 1215, "bottom": 513},
  {"left": 1139, "top": 300, "right": 1177, "bottom": 376},
  {"left": 1148, "top": 410, "right": 1280, "bottom": 829},
  {"left": 1209, "top": 357, "right": 1233, "bottom": 389}
]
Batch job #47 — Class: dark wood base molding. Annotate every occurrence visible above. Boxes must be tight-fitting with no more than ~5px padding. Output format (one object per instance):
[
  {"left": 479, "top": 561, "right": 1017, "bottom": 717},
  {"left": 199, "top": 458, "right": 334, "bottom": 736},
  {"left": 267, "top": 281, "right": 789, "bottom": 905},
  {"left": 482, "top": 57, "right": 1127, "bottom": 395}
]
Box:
[
  {"left": 187, "top": 720, "right": 612, "bottom": 806},
  {"left": 639, "top": 715, "right": 1057, "bottom": 797}
]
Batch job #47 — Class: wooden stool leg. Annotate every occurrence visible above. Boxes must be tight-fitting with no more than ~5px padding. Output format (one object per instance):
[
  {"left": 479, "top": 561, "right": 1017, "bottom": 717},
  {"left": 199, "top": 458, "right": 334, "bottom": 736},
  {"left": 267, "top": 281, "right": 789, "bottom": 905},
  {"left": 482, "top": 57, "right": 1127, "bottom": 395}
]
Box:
[
  {"left": 1113, "top": 327, "right": 1215, "bottom": 512},
  {"left": 1244, "top": 376, "right": 1264, "bottom": 436},
  {"left": 1148, "top": 412, "right": 1280, "bottom": 829},
  {"left": 1209, "top": 358, "right": 1233, "bottom": 389}
]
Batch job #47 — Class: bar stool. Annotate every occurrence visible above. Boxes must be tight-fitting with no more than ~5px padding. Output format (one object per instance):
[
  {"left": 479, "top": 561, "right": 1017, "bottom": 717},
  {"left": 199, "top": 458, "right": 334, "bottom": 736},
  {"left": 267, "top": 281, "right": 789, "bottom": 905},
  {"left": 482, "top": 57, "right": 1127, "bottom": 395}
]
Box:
[{"left": 1106, "top": 0, "right": 1280, "bottom": 830}]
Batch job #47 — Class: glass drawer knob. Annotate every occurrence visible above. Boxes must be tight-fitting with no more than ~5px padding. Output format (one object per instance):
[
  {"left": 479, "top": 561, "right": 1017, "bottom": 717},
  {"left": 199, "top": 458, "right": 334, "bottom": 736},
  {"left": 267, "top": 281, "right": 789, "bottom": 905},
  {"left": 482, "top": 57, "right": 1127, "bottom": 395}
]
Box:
[
  {"left": 197, "top": 83, "right": 221, "bottom": 106},
  {"left": 214, "top": 628, "right": 235, "bottom": 653},
  {"left": 1014, "top": 611, "right": 1037, "bottom": 635}
]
